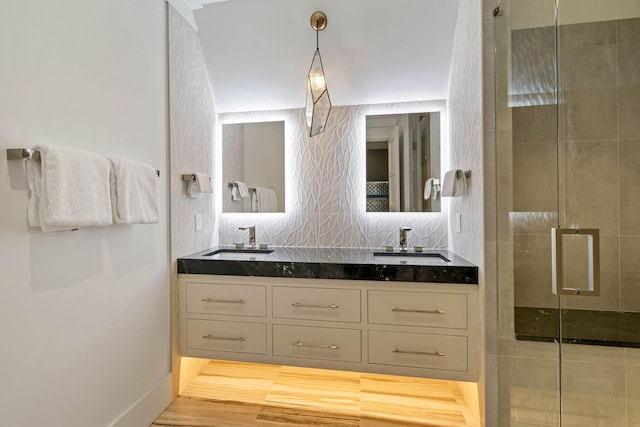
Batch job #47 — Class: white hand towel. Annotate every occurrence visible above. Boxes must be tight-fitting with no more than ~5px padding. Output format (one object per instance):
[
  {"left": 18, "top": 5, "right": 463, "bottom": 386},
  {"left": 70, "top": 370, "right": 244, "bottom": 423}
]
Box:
[
  {"left": 32, "top": 144, "right": 112, "bottom": 231},
  {"left": 25, "top": 159, "right": 43, "bottom": 227},
  {"left": 188, "top": 181, "right": 201, "bottom": 199},
  {"left": 195, "top": 172, "right": 213, "bottom": 193},
  {"left": 235, "top": 181, "right": 249, "bottom": 198},
  {"left": 265, "top": 189, "right": 278, "bottom": 212},
  {"left": 109, "top": 157, "right": 159, "bottom": 224},
  {"left": 441, "top": 169, "right": 467, "bottom": 197},
  {"left": 255, "top": 187, "right": 278, "bottom": 212},
  {"left": 188, "top": 172, "right": 212, "bottom": 199},
  {"left": 424, "top": 178, "right": 435, "bottom": 200}
]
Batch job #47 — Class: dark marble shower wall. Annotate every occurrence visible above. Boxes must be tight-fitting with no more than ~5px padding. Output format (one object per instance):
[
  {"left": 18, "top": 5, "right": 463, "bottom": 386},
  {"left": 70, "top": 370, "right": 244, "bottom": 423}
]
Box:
[{"left": 511, "top": 18, "right": 640, "bottom": 315}]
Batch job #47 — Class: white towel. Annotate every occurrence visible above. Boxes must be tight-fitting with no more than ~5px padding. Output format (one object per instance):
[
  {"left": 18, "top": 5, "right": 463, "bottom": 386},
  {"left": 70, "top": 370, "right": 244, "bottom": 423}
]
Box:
[
  {"left": 26, "top": 159, "right": 70, "bottom": 231},
  {"left": 441, "top": 169, "right": 467, "bottom": 197},
  {"left": 28, "top": 144, "right": 113, "bottom": 231},
  {"left": 188, "top": 181, "right": 201, "bottom": 199},
  {"left": 254, "top": 187, "right": 278, "bottom": 212},
  {"left": 188, "top": 172, "right": 213, "bottom": 198},
  {"left": 109, "top": 157, "right": 159, "bottom": 224},
  {"left": 424, "top": 178, "right": 435, "bottom": 200},
  {"left": 26, "top": 160, "right": 43, "bottom": 228},
  {"left": 235, "top": 181, "right": 249, "bottom": 198},
  {"left": 195, "top": 172, "right": 212, "bottom": 193}
]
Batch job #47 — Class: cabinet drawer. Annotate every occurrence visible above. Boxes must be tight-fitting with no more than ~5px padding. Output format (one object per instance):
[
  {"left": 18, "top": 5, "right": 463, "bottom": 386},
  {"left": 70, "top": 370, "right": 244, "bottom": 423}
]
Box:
[
  {"left": 186, "top": 283, "right": 266, "bottom": 317},
  {"left": 368, "top": 290, "right": 467, "bottom": 329},
  {"left": 186, "top": 319, "right": 266, "bottom": 354},
  {"left": 368, "top": 330, "right": 467, "bottom": 372},
  {"left": 273, "top": 324, "right": 361, "bottom": 362},
  {"left": 273, "top": 287, "right": 361, "bottom": 322}
]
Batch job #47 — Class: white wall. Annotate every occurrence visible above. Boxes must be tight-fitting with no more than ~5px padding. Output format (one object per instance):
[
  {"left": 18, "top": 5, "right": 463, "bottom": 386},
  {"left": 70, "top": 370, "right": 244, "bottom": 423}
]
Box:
[
  {"left": 217, "top": 102, "right": 448, "bottom": 249},
  {"left": 0, "top": 1, "right": 171, "bottom": 426}
]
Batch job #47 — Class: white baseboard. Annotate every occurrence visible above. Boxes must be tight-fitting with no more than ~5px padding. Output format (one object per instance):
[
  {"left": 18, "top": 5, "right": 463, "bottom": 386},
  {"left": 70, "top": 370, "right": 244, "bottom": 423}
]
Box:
[{"left": 110, "top": 373, "right": 173, "bottom": 427}]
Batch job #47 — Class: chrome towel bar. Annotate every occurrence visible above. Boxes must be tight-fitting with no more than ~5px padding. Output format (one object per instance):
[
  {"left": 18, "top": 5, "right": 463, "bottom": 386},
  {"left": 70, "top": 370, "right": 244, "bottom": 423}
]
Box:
[{"left": 6, "top": 148, "right": 161, "bottom": 177}]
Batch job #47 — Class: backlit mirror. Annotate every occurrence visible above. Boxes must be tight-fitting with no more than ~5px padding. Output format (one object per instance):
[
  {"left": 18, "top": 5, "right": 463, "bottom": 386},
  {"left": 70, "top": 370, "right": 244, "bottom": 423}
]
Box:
[
  {"left": 222, "top": 121, "right": 285, "bottom": 213},
  {"left": 366, "top": 112, "right": 441, "bottom": 212}
]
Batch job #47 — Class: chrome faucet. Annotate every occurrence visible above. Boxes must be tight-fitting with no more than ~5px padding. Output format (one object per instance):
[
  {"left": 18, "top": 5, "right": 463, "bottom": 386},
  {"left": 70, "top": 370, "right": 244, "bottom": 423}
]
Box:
[
  {"left": 399, "top": 226, "right": 411, "bottom": 252},
  {"left": 239, "top": 225, "right": 256, "bottom": 248}
]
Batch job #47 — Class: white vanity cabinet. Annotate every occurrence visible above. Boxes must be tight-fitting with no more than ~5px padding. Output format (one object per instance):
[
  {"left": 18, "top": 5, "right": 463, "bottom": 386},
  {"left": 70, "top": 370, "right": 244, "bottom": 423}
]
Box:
[{"left": 179, "top": 274, "right": 478, "bottom": 381}]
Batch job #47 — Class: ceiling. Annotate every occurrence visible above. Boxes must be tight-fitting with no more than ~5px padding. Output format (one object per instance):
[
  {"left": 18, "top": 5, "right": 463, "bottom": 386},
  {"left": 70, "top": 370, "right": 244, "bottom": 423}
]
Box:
[{"left": 192, "top": 0, "right": 460, "bottom": 113}]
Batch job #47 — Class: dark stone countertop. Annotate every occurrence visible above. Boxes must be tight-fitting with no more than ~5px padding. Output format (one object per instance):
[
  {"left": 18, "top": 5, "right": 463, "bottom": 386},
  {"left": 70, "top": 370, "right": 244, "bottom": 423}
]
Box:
[
  {"left": 177, "top": 246, "right": 478, "bottom": 284},
  {"left": 515, "top": 306, "right": 640, "bottom": 348}
]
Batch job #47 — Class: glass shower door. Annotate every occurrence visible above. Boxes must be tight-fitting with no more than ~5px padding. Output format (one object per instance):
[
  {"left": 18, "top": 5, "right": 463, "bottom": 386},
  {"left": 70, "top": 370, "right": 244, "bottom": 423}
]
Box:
[
  {"left": 495, "top": 0, "right": 640, "bottom": 425},
  {"left": 494, "top": 0, "right": 562, "bottom": 425},
  {"left": 555, "top": 3, "right": 640, "bottom": 425}
]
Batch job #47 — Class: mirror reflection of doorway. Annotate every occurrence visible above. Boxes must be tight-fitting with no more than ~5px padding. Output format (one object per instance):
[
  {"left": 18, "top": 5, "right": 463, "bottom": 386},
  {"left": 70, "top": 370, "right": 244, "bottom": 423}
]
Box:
[{"left": 365, "top": 112, "right": 440, "bottom": 212}]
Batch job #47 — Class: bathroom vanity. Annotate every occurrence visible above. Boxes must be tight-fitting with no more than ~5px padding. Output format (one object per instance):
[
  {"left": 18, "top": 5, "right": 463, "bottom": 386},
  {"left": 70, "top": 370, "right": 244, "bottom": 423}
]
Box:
[{"left": 177, "top": 247, "right": 479, "bottom": 382}]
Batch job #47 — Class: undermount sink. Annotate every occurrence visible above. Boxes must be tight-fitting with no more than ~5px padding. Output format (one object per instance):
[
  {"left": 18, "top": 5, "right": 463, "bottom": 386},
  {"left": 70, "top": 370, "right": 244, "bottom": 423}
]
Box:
[
  {"left": 204, "top": 248, "right": 274, "bottom": 259},
  {"left": 373, "top": 251, "right": 451, "bottom": 263}
]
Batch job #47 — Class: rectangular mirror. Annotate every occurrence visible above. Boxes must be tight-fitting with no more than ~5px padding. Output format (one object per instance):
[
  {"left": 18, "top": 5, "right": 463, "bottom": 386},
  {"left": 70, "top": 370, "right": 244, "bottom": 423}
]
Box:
[
  {"left": 366, "top": 112, "right": 441, "bottom": 212},
  {"left": 222, "top": 120, "right": 285, "bottom": 213}
]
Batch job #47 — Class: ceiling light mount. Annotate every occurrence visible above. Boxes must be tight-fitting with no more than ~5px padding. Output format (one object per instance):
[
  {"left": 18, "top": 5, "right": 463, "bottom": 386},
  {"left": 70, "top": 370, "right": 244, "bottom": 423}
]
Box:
[{"left": 310, "top": 11, "right": 327, "bottom": 31}]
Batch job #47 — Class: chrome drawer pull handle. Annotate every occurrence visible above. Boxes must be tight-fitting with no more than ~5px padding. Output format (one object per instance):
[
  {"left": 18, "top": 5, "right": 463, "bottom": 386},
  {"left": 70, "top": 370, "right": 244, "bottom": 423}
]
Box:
[
  {"left": 202, "top": 334, "right": 246, "bottom": 341},
  {"left": 292, "top": 341, "right": 339, "bottom": 350},
  {"left": 291, "top": 302, "right": 339, "bottom": 309},
  {"left": 392, "top": 307, "right": 445, "bottom": 314},
  {"left": 392, "top": 348, "right": 445, "bottom": 357},
  {"left": 202, "top": 298, "right": 246, "bottom": 304}
]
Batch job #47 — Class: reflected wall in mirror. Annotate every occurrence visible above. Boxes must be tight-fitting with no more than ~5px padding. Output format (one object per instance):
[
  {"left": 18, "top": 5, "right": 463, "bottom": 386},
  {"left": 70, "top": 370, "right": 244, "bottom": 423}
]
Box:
[
  {"left": 366, "top": 112, "right": 441, "bottom": 212},
  {"left": 222, "top": 121, "right": 285, "bottom": 213}
]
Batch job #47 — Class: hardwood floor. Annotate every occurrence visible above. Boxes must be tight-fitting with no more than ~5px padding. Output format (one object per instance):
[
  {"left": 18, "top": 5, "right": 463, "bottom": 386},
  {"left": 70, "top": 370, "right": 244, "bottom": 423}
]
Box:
[{"left": 152, "top": 360, "right": 479, "bottom": 427}]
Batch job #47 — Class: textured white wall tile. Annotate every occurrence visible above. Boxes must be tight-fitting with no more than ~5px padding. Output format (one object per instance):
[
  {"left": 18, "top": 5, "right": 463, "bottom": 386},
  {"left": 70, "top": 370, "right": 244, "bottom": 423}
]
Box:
[
  {"left": 218, "top": 101, "right": 448, "bottom": 249},
  {"left": 446, "top": 0, "right": 485, "bottom": 423},
  {"left": 448, "top": 0, "right": 484, "bottom": 266},
  {"left": 168, "top": 6, "right": 218, "bottom": 393},
  {"left": 169, "top": 7, "right": 217, "bottom": 257}
]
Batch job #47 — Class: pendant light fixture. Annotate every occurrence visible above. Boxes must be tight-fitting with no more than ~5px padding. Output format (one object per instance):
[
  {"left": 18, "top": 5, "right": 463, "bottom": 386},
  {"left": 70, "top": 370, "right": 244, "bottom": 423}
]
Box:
[{"left": 305, "top": 11, "right": 331, "bottom": 137}]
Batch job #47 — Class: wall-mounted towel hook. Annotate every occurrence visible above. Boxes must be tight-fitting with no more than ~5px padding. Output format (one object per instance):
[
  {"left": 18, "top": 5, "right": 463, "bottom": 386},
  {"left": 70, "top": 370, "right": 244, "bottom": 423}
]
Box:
[
  {"left": 456, "top": 170, "right": 471, "bottom": 179},
  {"left": 7, "top": 148, "right": 39, "bottom": 161},
  {"left": 185, "top": 172, "right": 213, "bottom": 198},
  {"left": 227, "top": 182, "right": 255, "bottom": 192},
  {"left": 441, "top": 169, "right": 468, "bottom": 197},
  {"left": 183, "top": 174, "right": 212, "bottom": 182}
]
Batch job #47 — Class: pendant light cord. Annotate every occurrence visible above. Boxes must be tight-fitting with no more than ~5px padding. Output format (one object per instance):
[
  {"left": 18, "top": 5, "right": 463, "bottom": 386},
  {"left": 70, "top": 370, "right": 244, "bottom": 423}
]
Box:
[{"left": 316, "top": 19, "right": 319, "bottom": 50}]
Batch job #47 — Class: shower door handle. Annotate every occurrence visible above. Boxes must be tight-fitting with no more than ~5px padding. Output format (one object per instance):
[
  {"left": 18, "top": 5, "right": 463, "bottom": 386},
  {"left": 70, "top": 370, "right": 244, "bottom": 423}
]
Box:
[{"left": 551, "top": 228, "right": 600, "bottom": 296}]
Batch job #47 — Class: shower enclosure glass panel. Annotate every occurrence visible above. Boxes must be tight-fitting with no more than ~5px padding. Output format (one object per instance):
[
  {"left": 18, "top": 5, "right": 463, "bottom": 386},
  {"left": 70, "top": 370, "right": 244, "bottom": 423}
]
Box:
[
  {"left": 494, "top": 1, "right": 561, "bottom": 425},
  {"left": 495, "top": 0, "right": 640, "bottom": 425}
]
